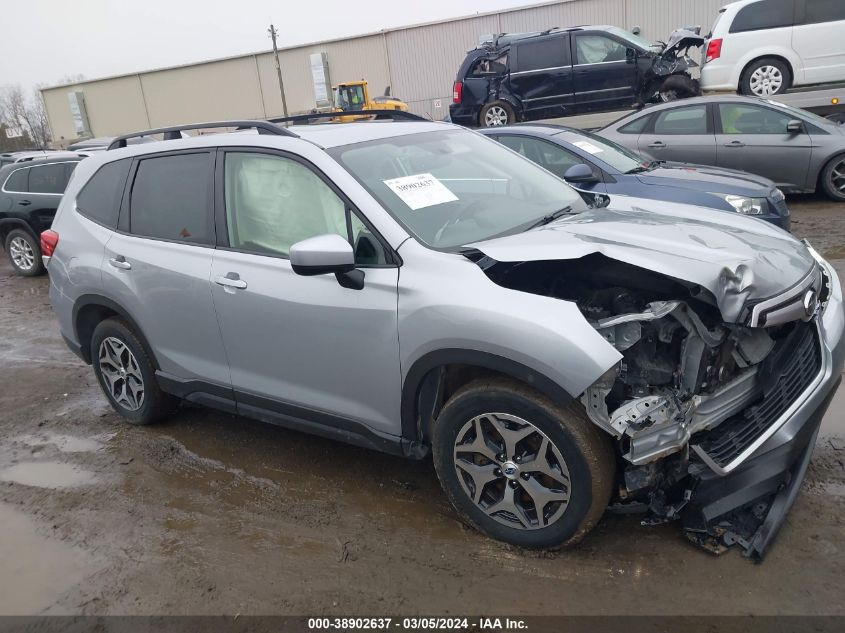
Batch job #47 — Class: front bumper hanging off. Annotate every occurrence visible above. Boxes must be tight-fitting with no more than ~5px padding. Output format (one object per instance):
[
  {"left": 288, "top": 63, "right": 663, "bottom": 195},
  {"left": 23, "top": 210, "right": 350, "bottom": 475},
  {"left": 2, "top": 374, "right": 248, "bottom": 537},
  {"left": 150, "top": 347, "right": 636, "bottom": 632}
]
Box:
[{"left": 680, "top": 259, "right": 845, "bottom": 561}]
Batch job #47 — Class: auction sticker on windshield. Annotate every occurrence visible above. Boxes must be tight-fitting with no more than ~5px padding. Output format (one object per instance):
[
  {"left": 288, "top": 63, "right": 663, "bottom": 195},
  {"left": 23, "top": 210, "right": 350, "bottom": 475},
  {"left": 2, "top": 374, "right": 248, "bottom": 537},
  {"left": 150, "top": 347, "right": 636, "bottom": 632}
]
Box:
[
  {"left": 571, "top": 140, "right": 604, "bottom": 155},
  {"left": 384, "top": 173, "right": 459, "bottom": 210}
]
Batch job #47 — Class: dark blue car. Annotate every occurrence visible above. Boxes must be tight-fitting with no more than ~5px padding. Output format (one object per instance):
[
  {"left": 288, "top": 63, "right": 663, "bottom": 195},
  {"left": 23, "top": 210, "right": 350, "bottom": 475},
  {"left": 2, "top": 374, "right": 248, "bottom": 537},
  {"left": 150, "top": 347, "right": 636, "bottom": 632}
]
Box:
[{"left": 480, "top": 124, "right": 790, "bottom": 230}]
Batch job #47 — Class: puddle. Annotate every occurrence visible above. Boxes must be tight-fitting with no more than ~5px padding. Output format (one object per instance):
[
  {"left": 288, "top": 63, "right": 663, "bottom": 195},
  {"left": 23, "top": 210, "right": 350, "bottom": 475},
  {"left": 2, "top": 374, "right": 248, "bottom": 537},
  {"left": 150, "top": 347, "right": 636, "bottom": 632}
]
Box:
[
  {"left": 0, "top": 462, "right": 97, "bottom": 489},
  {"left": 13, "top": 432, "right": 110, "bottom": 454},
  {"left": 0, "top": 503, "right": 96, "bottom": 614}
]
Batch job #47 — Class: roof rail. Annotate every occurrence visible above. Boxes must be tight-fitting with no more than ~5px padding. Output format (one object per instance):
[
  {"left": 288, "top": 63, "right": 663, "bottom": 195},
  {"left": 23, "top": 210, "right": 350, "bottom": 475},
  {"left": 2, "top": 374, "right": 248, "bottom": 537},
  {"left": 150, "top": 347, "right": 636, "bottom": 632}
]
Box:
[
  {"left": 107, "top": 120, "right": 296, "bottom": 150},
  {"left": 268, "top": 110, "right": 428, "bottom": 126}
]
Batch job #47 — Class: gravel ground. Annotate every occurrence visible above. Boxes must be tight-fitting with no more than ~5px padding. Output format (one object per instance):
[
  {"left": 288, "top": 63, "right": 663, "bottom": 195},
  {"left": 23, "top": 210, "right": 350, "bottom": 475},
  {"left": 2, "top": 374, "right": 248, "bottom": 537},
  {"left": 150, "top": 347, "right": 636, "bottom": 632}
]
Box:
[{"left": 0, "top": 196, "right": 843, "bottom": 616}]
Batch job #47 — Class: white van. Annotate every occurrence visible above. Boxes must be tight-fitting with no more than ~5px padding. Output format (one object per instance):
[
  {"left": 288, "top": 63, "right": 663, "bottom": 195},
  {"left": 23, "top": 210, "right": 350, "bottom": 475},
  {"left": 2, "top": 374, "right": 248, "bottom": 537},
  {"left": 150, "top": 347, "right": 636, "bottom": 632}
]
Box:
[{"left": 700, "top": 0, "right": 845, "bottom": 96}]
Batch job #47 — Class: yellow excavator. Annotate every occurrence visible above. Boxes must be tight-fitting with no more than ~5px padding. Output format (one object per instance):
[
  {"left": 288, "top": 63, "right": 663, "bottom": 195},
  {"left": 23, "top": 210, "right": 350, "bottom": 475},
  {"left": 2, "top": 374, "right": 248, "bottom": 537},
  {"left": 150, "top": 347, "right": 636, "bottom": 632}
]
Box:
[{"left": 331, "top": 80, "right": 409, "bottom": 122}]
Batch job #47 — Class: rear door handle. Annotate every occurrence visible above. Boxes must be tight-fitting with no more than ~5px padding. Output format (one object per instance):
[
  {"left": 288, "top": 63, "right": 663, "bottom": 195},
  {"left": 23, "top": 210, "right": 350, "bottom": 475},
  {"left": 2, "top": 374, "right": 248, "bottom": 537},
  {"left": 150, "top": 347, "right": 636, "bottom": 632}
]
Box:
[
  {"left": 215, "top": 273, "right": 247, "bottom": 290},
  {"left": 108, "top": 256, "right": 132, "bottom": 270},
  {"left": 724, "top": 140, "right": 745, "bottom": 148},
  {"left": 17, "top": 200, "right": 31, "bottom": 206},
  {"left": 647, "top": 141, "right": 666, "bottom": 149}
]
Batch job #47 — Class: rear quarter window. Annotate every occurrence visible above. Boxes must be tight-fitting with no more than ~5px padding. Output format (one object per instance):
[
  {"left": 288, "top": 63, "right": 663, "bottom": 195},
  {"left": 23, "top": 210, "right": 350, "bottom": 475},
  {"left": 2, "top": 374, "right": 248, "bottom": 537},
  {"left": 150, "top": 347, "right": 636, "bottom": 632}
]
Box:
[
  {"left": 3, "top": 167, "right": 29, "bottom": 192},
  {"left": 76, "top": 159, "right": 132, "bottom": 228},
  {"left": 729, "top": 0, "right": 795, "bottom": 33}
]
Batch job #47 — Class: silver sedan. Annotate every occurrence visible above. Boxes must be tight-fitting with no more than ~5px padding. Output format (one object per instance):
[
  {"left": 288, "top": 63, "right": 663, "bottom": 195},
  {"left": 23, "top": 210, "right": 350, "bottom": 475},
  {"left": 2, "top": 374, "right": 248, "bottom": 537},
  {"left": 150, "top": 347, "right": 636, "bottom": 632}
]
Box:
[{"left": 598, "top": 95, "right": 845, "bottom": 201}]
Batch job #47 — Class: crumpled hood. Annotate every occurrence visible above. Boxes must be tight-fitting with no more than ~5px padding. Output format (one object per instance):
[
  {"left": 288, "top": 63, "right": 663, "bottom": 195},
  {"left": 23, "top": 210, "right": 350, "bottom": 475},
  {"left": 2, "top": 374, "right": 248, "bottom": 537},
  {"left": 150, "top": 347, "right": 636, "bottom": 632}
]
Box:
[
  {"left": 636, "top": 162, "right": 774, "bottom": 195},
  {"left": 470, "top": 196, "right": 816, "bottom": 323}
]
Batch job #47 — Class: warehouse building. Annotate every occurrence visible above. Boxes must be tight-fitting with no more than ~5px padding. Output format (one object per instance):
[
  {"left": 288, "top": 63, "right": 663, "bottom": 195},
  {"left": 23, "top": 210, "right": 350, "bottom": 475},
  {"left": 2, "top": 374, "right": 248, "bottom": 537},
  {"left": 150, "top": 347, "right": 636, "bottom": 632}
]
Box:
[{"left": 41, "top": 0, "right": 726, "bottom": 143}]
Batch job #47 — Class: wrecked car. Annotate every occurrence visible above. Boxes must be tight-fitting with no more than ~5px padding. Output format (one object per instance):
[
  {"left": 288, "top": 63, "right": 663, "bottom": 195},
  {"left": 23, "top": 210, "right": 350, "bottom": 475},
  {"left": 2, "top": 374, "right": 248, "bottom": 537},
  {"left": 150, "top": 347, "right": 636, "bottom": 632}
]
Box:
[
  {"left": 450, "top": 25, "right": 704, "bottom": 127},
  {"left": 47, "top": 119, "right": 843, "bottom": 560}
]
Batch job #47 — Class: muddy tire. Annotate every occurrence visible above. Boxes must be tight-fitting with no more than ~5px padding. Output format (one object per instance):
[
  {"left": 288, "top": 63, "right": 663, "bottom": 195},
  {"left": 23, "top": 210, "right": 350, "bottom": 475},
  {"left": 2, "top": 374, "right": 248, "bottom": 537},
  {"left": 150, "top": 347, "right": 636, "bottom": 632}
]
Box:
[
  {"left": 740, "top": 58, "right": 791, "bottom": 97},
  {"left": 659, "top": 75, "right": 699, "bottom": 102},
  {"left": 431, "top": 378, "right": 615, "bottom": 549},
  {"left": 819, "top": 153, "right": 845, "bottom": 202},
  {"left": 480, "top": 101, "right": 515, "bottom": 127},
  {"left": 90, "top": 317, "right": 177, "bottom": 425},
  {"left": 5, "top": 229, "right": 44, "bottom": 277}
]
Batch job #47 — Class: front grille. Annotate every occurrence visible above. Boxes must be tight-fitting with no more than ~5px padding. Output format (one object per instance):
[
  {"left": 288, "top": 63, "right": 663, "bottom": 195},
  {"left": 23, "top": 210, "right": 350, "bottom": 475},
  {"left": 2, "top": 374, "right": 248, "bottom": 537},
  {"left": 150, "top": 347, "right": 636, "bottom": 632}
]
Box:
[{"left": 693, "top": 322, "right": 821, "bottom": 470}]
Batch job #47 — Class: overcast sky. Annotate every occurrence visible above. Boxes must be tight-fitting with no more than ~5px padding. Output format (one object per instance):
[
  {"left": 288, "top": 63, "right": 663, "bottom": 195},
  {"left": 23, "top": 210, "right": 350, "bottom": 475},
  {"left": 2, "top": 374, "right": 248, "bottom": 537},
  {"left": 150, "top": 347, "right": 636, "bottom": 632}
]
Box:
[{"left": 0, "top": 0, "right": 535, "bottom": 91}]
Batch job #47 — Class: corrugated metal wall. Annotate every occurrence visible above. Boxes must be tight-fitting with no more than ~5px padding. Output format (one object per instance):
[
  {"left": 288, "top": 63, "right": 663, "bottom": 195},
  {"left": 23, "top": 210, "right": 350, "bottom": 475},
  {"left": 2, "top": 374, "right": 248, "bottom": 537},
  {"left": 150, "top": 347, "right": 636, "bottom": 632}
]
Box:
[{"left": 41, "top": 0, "right": 727, "bottom": 141}]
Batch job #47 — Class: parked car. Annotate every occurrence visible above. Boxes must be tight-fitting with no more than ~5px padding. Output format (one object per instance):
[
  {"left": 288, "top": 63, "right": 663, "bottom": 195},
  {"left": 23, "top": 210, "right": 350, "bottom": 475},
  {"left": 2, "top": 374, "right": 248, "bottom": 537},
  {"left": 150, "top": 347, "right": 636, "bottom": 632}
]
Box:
[
  {"left": 46, "top": 117, "right": 843, "bottom": 558},
  {"left": 66, "top": 136, "right": 157, "bottom": 153},
  {"left": 701, "top": 0, "right": 845, "bottom": 97},
  {"left": 0, "top": 149, "right": 66, "bottom": 169},
  {"left": 449, "top": 25, "right": 703, "bottom": 127},
  {"left": 480, "top": 124, "right": 791, "bottom": 229},
  {"left": 0, "top": 154, "right": 85, "bottom": 275},
  {"left": 598, "top": 94, "right": 845, "bottom": 200}
]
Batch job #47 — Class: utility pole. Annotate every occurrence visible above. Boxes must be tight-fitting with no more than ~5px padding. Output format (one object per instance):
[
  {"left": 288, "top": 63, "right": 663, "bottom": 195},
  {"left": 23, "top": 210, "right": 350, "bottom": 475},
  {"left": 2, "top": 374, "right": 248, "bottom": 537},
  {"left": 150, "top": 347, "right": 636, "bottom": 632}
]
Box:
[{"left": 268, "top": 24, "right": 289, "bottom": 117}]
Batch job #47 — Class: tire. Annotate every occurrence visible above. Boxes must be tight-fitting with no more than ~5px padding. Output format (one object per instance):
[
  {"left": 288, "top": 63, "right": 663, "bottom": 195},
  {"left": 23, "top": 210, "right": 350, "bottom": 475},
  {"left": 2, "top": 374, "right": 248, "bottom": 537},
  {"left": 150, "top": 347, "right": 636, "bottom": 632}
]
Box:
[
  {"left": 658, "top": 75, "right": 699, "bottom": 102},
  {"left": 480, "top": 101, "right": 515, "bottom": 127},
  {"left": 5, "top": 229, "right": 44, "bottom": 277},
  {"left": 740, "top": 58, "right": 791, "bottom": 97},
  {"left": 90, "top": 317, "right": 177, "bottom": 425},
  {"left": 819, "top": 153, "right": 845, "bottom": 202},
  {"left": 431, "top": 378, "right": 615, "bottom": 549}
]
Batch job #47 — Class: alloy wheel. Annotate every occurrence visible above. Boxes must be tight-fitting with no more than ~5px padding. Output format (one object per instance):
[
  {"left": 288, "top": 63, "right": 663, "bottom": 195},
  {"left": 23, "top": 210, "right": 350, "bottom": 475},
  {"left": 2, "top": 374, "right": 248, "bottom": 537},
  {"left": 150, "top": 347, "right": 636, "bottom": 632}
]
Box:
[
  {"left": 98, "top": 336, "right": 145, "bottom": 411},
  {"left": 749, "top": 65, "right": 783, "bottom": 97},
  {"left": 9, "top": 236, "right": 35, "bottom": 271},
  {"left": 453, "top": 413, "right": 571, "bottom": 530},
  {"left": 485, "top": 106, "right": 509, "bottom": 126},
  {"left": 829, "top": 158, "right": 845, "bottom": 193}
]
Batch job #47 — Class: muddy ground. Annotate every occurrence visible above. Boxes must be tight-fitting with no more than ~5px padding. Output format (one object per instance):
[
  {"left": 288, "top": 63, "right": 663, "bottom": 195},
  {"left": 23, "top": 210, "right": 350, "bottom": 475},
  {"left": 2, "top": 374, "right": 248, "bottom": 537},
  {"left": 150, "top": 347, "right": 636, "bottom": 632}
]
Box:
[{"left": 0, "top": 197, "right": 844, "bottom": 617}]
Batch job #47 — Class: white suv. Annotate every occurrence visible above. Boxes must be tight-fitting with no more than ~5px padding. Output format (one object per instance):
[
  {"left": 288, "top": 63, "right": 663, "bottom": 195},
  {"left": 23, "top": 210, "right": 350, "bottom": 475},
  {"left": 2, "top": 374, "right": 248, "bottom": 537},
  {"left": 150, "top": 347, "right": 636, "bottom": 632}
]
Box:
[{"left": 701, "top": 0, "right": 845, "bottom": 97}]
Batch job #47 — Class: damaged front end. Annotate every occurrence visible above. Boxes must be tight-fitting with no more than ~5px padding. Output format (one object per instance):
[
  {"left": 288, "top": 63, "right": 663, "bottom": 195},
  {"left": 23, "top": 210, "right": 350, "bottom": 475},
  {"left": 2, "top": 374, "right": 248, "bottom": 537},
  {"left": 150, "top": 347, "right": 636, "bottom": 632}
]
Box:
[
  {"left": 474, "top": 219, "right": 843, "bottom": 559},
  {"left": 639, "top": 27, "right": 705, "bottom": 103}
]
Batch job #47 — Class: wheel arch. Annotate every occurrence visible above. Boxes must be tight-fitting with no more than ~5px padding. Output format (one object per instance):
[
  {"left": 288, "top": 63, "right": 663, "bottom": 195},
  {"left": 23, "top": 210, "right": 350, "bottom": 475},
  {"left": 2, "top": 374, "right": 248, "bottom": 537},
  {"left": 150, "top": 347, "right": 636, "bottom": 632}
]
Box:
[
  {"left": 400, "top": 349, "right": 576, "bottom": 447},
  {"left": 0, "top": 219, "right": 37, "bottom": 246},
  {"left": 814, "top": 150, "right": 845, "bottom": 195},
  {"left": 72, "top": 294, "right": 160, "bottom": 368}
]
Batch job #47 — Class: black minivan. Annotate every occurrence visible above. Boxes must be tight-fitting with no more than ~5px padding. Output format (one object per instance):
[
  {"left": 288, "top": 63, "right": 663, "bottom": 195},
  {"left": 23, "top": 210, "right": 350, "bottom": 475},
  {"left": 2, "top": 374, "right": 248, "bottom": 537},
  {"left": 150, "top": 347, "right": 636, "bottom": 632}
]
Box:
[{"left": 449, "top": 25, "right": 703, "bottom": 127}]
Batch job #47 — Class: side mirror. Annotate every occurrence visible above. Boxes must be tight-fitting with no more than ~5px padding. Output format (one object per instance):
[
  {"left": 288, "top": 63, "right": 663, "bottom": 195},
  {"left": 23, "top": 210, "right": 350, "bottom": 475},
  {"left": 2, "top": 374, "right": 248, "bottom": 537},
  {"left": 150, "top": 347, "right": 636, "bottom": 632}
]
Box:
[
  {"left": 786, "top": 119, "right": 804, "bottom": 134},
  {"left": 626, "top": 48, "right": 636, "bottom": 64},
  {"left": 563, "top": 163, "right": 599, "bottom": 184},
  {"left": 290, "top": 233, "right": 355, "bottom": 276}
]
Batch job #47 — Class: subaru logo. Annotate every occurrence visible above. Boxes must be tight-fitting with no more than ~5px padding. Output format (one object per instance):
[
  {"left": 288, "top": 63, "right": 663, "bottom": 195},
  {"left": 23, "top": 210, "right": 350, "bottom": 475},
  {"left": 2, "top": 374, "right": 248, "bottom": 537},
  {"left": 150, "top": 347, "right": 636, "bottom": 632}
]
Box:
[
  {"left": 803, "top": 289, "right": 818, "bottom": 318},
  {"left": 503, "top": 465, "right": 517, "bottom": 476}
]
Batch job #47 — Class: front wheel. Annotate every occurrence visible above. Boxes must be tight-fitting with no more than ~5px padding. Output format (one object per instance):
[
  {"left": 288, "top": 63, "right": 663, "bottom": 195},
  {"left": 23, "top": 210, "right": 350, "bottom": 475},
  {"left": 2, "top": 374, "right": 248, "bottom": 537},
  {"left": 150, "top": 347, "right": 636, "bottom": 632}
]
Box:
[
  {"left": 480, "top": 101, "right": 515, "bottom": 127},
  {"left": 819, "top": 153, "right": 845, "bottom": 202},
  {"left": 431, "top": 378, "right": 615, "bottom": 549}
]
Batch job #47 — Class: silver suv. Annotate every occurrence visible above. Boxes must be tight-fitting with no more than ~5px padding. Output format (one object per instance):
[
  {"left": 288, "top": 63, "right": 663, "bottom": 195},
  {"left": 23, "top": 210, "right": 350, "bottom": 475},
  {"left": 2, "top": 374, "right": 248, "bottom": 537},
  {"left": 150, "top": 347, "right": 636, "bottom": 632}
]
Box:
[{"left": 46, "top": 117, "right": 844, "bottom": 558}]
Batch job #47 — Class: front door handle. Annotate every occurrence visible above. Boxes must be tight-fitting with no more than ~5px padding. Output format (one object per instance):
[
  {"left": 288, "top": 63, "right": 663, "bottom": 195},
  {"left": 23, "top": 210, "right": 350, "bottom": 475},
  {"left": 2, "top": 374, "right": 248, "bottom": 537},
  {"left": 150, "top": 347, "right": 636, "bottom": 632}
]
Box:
[
  {"left": 215, "top": 273, "right": 247, "bottom": 290},
  {"left": 17, "top": 200, "right": 31, "bottom": 206},
  {"left": 108, "top": 256, "right": 132, "bottom": 270},
  {"left": 647, "top": 141, "right": 666, "bottom": 149},
  {"left": 724, "top": 140, "right": 745, "bottom": 148}
]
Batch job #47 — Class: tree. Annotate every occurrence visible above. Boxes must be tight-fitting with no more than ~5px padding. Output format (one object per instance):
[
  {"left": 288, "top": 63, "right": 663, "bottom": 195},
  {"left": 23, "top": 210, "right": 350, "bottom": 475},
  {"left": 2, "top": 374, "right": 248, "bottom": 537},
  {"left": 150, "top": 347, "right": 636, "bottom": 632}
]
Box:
[{"left": 0, "top": 84, "right": 52, "bottom": 150}]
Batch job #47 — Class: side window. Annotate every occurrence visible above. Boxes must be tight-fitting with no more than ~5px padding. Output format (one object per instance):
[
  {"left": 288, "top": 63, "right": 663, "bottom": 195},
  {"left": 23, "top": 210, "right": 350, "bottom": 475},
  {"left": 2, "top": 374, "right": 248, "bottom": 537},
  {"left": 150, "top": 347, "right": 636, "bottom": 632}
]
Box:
[
  {"left": 470, "top": 53, "right": 508, "bottom": 76},
  {"left": 498, "top": 136, "right": 583, "bottom": 179},
  {"left": 802, "top": 0, "right": 845, "bottom": 24},
  {"left": 224, "top": 152, "right": 355, "bottom": 259},
  {"left": 718, "top": 104, "right": 792, "bottom": 134},
  {"left": 618, "top": 115, "right": 651, "bottom": 134},
  {"left": 575, "top": 35, "right": 627, "bottom": 64},
  {"left": 653, "top": 106, "right": 709, "bottom": 135},
  {"left": 76, "top": 158, "right": 132, "bottom": 228},
  {"left": 513, "top": 36, "right": 568, "bottom": 72},
  {"left": 4, "top": 167, "right": 29, "bottom": 193},
  {"left": 28, "top": 163, "right": 67, "bottom": 194},
  {"left": 130, "top": 153, "right": 213, "bottom": 245},
  {"left": 730, "top": 0, "right": 794, "bottom": 32}
]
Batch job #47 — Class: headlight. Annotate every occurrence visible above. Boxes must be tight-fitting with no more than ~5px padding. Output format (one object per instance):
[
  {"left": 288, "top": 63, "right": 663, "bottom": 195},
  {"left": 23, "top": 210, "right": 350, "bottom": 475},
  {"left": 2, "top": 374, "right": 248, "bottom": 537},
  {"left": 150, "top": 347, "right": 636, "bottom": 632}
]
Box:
[{"left": 712, "top": 194, "right": 769, "bottom": 215}]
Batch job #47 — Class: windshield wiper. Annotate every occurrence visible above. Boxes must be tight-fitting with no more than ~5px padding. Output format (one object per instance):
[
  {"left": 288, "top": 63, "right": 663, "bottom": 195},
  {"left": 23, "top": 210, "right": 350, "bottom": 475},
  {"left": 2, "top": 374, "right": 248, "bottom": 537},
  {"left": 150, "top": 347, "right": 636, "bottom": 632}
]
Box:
[{"left": 524, "top": 206, "right": 573, "bottom": 231}]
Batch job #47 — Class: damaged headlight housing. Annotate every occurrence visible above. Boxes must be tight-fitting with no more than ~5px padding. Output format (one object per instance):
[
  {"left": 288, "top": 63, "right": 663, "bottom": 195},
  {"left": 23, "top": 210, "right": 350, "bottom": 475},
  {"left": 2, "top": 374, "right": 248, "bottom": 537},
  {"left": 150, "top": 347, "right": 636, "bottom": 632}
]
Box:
[{"left": 713, "top": 194, "right": 769, "bottom": 215}]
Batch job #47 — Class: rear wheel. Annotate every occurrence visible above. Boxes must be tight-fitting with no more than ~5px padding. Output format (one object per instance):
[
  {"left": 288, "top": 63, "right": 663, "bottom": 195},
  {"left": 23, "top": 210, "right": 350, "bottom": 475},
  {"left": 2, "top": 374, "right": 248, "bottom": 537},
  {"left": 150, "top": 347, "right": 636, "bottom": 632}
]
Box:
[
  {"left": 5, "top": 229, "right": 44, "bottom": 276},
  {"left": 480, "top": 101, "right": 515, "bottom": 127},
  {"left": 740, "top": 58, "right": 791, "bottom": 97},
  {"left": 431, "top": 378, "right": 615, "bottom": 549},
  {"left": 91, "top": 318, "right": 177, "bottom": 425},
  {"left": 819, "top": 153, "right": 845, "bottom": 202}
]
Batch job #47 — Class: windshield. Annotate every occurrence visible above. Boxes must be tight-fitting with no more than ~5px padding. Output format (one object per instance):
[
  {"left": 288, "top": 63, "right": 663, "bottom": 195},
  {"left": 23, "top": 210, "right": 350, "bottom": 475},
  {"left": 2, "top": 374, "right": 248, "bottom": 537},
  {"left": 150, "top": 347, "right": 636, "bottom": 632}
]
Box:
[
  {"left": 560, "top": 129, "right": 648, "bottom": 173},
  {"left": 329, "top": 129, "right": 586, "bottom": 249},
  {"left": 765, "top": 100, "right": 838, "bottom": 128},
  {"left": 605, "top": 26, "right": 659, "bottom": 51}
]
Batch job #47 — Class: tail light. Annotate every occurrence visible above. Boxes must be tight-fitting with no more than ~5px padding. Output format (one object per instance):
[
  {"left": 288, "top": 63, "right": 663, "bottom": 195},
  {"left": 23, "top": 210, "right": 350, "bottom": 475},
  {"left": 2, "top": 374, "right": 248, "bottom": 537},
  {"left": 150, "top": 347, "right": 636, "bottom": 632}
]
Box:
[
  {"left": 40, "top": 229, "right": 59, "bottom": 260},
  {"left": 705, "top": 38, "right": 722, "bottom": 63},
  {"left": 452, "top": 81, "right": 463, "bottom": 104}
]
